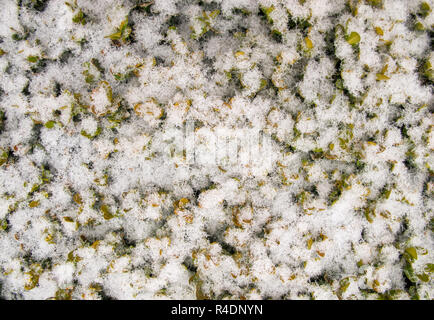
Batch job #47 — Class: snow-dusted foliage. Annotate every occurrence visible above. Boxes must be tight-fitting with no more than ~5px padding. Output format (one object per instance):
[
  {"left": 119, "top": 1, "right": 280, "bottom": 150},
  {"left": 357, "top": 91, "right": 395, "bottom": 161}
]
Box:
[{"left": 0, "top": 0, "right": 433, "bottom": 300}]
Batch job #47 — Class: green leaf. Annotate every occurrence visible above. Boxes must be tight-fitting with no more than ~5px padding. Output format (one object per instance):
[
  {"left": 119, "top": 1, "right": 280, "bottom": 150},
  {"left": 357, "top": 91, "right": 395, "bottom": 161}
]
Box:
[
  {"left": 81, "top": 127, "right": 102, "bottom": 139},
  {"left": 408, "top": 286, "right": 420, "bottom": 300},
  {"left": 305, "top": 37, "right": 313, "bottom": 49},
  {"left": 45, "top": 120, "right": 56, "bottom": 129},
  {"left": 106, "top": 18, "right": 132, "bottom": 43},
  {"left": 346, "top": 32, "right": 360, "bottom": 45},
  {"left": 420, "top": 2, "right": 431, "bottom": 17},
  {"left": 424, "top": 263, "right": 434, "bottom": 273},
  {"left": 339, "top": 277, "right": 350, "bottom": 293},
  {"left": 0, "top": 149, "right": 9, "bottom": 166},
  {"left": 367, "top": 0, "right": 383, "bottom": 8},
  {"left": 403, "top": 263, "right": 417, "bottom": 283},
  {"left": 106, "top": 30, "right": 122, "bottom": 40},
  {"left": 119, "top": 19, "right": 129, "bottom": 32},
  {"left": 416, "top": 273, "right": 429, "bottom": 282},
  {"left": 27, "top": 55, "right": 39, "bottom": 63},
  {"left": 63, "top": 216, "right": 74, "bottom": 223},
  {"left": 29, "top": 200, "right": 40, "bottom": 208},
  {"left": 405, "top": 247, "right": 418, "bottom": 261},
  {"left": 54, "top": 288, "right": 73, "bottom": 300},
  {"left": 101, "top": 204, "right": 114, "bottom": 220},
  {"left": 414, "top": 22, "right": 425, "bottom": 31},
  {"left": 376, "top": 73, "right": 390, "bottom": 81},
  {"left": 260, "top": 6, "right": 274, "bottom": 24},
  {"left": 374, "top": 27, "right": 383, "bottom": 36},
  {"left": 0, "top": 219, "right": 7, "bottom": 231},
  {"left": 72, "top": 9, "right": 86, "bottom": 25},
  {"left": 122, "top": 26, "right": 132, "bottom": 39},
  {"left": 31, "top": 183, "right": 40, "bottom": 193}
]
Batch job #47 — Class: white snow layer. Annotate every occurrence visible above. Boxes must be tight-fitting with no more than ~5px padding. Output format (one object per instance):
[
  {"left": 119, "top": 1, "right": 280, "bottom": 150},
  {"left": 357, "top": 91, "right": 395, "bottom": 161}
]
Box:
[{"left": 0, "top": 0, "right": 433, "bottom": 300}]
